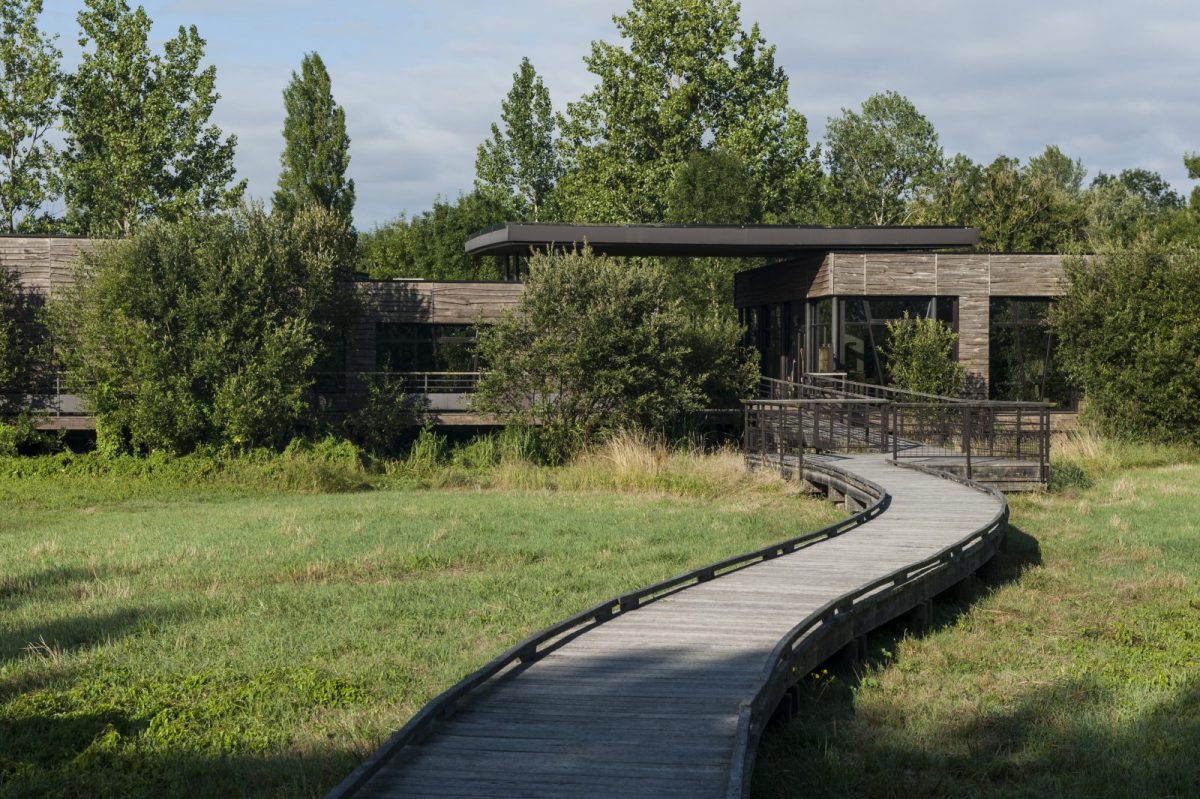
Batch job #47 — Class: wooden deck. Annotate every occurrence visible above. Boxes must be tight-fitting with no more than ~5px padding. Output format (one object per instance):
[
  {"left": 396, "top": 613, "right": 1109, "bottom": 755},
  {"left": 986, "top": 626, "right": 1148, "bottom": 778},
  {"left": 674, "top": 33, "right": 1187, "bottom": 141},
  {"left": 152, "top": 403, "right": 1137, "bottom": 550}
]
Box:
[{"left": 328, "top": 453, "right": 1007, "bottom": 798}]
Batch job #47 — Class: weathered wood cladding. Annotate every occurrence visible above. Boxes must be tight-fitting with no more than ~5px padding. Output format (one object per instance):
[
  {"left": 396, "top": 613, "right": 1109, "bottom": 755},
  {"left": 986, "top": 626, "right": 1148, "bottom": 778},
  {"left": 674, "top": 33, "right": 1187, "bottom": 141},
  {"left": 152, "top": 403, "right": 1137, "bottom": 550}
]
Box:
[
  {"left": 0, "top": 237, "right": 94, "bottom": 295},
  {"left": 347, "top": 280, "right": 522, "bottom": 372},
  {"left": 800, "top": 252, "right": 1064, "bottom": 298},
  {"left": 735, "top": 251, "right": 1065, "bottom": 394}
]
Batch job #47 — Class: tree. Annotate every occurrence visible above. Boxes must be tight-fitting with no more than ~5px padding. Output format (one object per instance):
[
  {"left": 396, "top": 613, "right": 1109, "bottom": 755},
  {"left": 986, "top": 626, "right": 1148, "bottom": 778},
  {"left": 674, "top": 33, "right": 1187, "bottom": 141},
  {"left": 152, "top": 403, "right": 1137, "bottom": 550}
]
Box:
[
  {"left": 51, "top": 205, "right": 354, "bottom": 454},
  {"left": 880, "top": 313, "right": 965, "bottom": 397},
  {"left": 823, "top": 91, "right": 943, "bottom": 225},
  {"left": 666, "top": 149, "right": 754, "bottom": 224},
  {"left": 1185, "top": 152, "right": 1200, "bottom": 211},
  {"left": 61, "top": 0, "right": 243, "bottom": 237},
  {"left": 911, "top": 153, "right": 982, "bottom": 226},
  {"left": 1085, "top": 168, "right": 1183, "bottom": 246},
  {"left": 472, "top": 247, "right": 756, "bottom": 457},
  {"left": 0, "top": 0, "right": 62, "bottom": 233},
  {"left": 555, "top": 0, "right": 819, "bottom": 224},
  {"left": 475, "top": 57, "right": 559, "bottom": 221},
  {"left": 1052, "top": 240, "right": 1200, "bottom": 446},
  {"left": 274, "top": 52, "right": 355, "bottom": 230},
  {"left": 1027, "top": 145, "right": 1087, "bottom": 198},
  {"left": 357, "top": 191, "right": 510, "bottom": 280},
  {"left": 974, "top": 156, "right": 1083, "bottom": 252}
]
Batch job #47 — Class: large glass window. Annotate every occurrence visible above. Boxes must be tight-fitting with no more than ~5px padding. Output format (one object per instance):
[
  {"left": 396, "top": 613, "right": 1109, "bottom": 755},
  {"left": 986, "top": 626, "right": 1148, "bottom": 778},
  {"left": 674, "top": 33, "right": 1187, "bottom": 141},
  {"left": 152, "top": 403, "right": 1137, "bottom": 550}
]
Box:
[
  {"left": 839, "top": 297, "right": 957, "bottom": 384},
  {"left": 376, "top": 324, "right": 478, "bottom": 372},
  {"left": 989, "top": 298, "right": 1073, "bottom": 407},
  {"left": 807, "top": 298, "right": 833, "bottom": 373}
]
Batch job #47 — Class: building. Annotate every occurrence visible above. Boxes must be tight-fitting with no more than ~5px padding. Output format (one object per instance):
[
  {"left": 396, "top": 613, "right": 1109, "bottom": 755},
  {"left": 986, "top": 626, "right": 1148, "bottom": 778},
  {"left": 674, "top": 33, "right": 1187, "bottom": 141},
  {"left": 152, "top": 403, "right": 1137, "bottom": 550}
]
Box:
[{"left": 465, "top": 223, "right": 1071, "bottom": 405}]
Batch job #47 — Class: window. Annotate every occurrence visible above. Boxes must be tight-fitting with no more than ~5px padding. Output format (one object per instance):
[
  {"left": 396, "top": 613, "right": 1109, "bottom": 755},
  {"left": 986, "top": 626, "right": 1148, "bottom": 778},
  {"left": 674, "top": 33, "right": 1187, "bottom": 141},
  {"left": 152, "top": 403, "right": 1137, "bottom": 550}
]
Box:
[
  {"left": 807, "top": 298, "right": 833, "bottom": 373},
  {"left": 375, "top": 324, "right": 478, "bottom": 372},
  {"left": 839, "top": 297, "right": 958, "bottom": 384},
  {"left": 988, "top": 298, "right": 1073, "bottom": 406}
]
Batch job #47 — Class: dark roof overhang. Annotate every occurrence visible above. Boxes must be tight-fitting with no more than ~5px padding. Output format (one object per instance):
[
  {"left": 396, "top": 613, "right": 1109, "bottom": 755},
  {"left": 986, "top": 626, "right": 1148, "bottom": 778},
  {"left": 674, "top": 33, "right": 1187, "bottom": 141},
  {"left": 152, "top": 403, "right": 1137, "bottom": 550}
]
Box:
[{"left": 464, "top": 222, "right": 979, "bottom": 258}]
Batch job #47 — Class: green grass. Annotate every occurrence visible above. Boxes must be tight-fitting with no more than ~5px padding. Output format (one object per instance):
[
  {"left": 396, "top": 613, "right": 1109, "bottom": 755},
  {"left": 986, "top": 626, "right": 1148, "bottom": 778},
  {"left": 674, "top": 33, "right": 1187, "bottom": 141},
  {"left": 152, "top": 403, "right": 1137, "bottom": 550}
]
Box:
[
  {"left": 0, "top": 450, "right": 843, "bottom": 798},
  {"left": 752, "top": 445, "right": 1200, "bottom": 798}
]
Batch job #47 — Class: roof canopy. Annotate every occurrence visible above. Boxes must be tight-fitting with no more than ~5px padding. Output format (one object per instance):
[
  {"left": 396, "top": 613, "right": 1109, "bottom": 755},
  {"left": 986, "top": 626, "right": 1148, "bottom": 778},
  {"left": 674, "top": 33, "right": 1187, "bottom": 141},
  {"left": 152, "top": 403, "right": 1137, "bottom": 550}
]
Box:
[{"left": 464, "top": 223, "right": 980, "bottom": 258}]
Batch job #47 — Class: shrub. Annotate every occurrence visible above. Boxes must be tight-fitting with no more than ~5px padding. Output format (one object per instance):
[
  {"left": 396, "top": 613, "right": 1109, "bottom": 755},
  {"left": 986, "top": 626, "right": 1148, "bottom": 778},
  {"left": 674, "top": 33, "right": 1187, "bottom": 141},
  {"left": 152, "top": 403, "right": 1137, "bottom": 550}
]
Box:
[
  {"left": 472, "top": 247, "right": 757, "bottom": 459},
  {"left": 881, "top": 313, "right": 965, "bottom": 397},
  {"left": 50, "top": 204, "right": 357, "bottom": 454},
  {"left": 1052, "top": 240, "right": 1200, "bottom": 445}
]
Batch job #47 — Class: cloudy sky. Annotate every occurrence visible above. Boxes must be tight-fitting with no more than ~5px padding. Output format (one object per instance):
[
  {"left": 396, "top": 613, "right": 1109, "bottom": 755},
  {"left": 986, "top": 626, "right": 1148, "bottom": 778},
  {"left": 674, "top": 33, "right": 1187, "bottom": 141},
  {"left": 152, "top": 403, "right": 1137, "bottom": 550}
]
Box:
[{"left": 40, "top": 0, "right": 1199, "bottom": 230}]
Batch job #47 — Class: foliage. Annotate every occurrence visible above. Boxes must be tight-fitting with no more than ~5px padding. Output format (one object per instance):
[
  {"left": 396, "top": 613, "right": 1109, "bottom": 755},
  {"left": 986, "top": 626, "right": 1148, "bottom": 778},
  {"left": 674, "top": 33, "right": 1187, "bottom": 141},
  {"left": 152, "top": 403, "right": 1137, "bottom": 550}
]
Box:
[
  {"left": 357, "top": 191, "right": 511, "bottom": 280},
  {"left": 339, "top": 372, "right": 428, "bottom": 456},
  {"left": 475, "top": 57, "right": 560, "bottom": 221},
  {"left": 1185, "top": 152, "right": 1200, "bottom": 211},
  {"left": 555, "top": 0, "right": 820, "bottom": 224},
  {"left": 912, "top": 152, "right": 982, "bottom": 227},
  {"left": 274, "top": 51, "right": 355, "bottom": 234},
  {"left": 880, "top": 312, "right": 965, "bottom": 397},
  {"left": 666, "top": 149, "right": 755, "bottom": 224},
  {"left": 1026, "top": 144, "right": 1087, "bottom": 198},
  {"left": 60, "top": 0, "right": 243, "bottom": 237},
  {"left": 0, "top": 0, "right": 62, "bottom": 233},
  {"left": 974, "top": 155, "right": 1084, "bottom": 252},
  {"left": 823, "top": 91, "right": 943, "bottom": 225},
  {"left": 472, "top": 247, "right": 756, "bottom": 458},
  {"left": 50, "top": 205, "right": 356, "bottom": 454},
  {"left": 1084, "top": 168, "right": 1184, "bottom": 246},
  {"left": 1051, "top": 240, "right": 1200, "bottom": 446},
  {"left": 0, "top": 449, "right": 838, "bottom": 796}
]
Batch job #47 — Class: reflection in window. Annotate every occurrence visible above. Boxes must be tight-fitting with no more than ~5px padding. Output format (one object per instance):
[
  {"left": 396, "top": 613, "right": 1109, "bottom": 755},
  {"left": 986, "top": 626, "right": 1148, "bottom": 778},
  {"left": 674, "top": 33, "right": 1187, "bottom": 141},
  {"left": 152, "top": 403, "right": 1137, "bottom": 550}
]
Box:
[
  {"left": 989, "top": 298, "right": 1073, "bottom": 407},
  {"left": 840, "top": 297, "right": 957, "bottom": 384},
  {"left": 376, "top": 324, "right": 478, "bottom": 372},
  {"left": 808, "top": 298, "right": 832, "bottom": 372}
]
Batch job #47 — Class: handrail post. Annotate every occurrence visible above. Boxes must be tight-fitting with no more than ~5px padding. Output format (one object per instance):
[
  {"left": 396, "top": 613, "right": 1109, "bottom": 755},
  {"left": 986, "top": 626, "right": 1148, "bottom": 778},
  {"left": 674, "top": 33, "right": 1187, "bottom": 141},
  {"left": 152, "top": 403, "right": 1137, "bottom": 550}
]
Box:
[
  {"left": 963, "top": 405, "right": 973, "bottom": 481},
  {"left": 1016, "top": 406, "right": 1023, "bottom": 460},
  {"left": 892, "top": 404, "right": 899, "bottom": 460}
]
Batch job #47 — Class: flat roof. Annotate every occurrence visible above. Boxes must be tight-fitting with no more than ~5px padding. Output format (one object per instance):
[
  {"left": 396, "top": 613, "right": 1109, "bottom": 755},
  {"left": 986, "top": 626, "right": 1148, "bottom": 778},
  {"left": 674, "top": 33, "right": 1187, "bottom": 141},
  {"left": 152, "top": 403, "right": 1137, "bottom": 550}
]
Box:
[{"left": 464, "top": 223, "right": 979, "bottom": 257}]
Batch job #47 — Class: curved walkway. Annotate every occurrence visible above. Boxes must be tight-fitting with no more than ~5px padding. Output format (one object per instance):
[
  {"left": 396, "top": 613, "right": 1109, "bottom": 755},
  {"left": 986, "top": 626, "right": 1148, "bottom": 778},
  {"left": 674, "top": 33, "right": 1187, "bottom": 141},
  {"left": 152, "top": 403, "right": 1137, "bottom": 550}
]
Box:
[{"left": 328, "top": 454, "right": 1006, "bottom": 799}]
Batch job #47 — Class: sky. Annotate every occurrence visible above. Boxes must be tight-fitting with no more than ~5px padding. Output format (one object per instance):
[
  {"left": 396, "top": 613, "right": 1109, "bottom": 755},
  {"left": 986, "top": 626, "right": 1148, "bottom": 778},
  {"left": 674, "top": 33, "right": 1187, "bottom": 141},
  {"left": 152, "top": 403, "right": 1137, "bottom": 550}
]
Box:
[{"left": 39, "top": 0, "right": 1200, "bottom": 230}]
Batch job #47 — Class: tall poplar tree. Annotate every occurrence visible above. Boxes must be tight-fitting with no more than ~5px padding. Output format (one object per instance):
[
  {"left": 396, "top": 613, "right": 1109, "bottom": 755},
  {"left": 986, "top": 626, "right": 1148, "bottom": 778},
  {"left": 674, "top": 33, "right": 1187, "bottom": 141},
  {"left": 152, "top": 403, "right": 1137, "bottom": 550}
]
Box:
[
  {"left": 61, "top": 0, "right": 243, "bottom": 237},
  {"left": 475, "top": 57, "right": 560, "bottom": 221},
  {"left": 556, "top": 0, "right": 819, "bottom": 224},
  {"left": 0, "top": 0, "right": 62, "bottom": 233},
  {"left": 274, "top": 52, "right": 355, "bottom": 229}
]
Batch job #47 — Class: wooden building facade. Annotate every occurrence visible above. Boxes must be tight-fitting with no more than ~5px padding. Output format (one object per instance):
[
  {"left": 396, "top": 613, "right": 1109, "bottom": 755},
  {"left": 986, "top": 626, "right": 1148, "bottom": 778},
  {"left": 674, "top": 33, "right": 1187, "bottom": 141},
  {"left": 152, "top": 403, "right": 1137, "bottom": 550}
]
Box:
[{"left": 734, "top": 252, "right": 1068, "bottom": 402}]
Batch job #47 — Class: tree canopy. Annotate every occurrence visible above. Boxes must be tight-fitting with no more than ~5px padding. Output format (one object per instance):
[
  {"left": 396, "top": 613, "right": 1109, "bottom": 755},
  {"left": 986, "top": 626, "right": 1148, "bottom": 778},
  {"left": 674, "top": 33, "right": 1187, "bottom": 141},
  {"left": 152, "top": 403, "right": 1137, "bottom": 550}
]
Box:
[
  {"left": 475, "top": 57, "right": 560, "bottom": 221},
  {"left": 61, "top": 0, "right": 243, "bottom": 237},
  {"left": 274, "top": 51, "right": 355, "bottom": 230},
  {"left": 554, "top": 0, "right": 819, "bottom": 224},
  {"left": 0, "top": 0, "right": 62, "bottom": 233},
  {"left": 823, "top": 91, "right": 943, "bottom": 225}
]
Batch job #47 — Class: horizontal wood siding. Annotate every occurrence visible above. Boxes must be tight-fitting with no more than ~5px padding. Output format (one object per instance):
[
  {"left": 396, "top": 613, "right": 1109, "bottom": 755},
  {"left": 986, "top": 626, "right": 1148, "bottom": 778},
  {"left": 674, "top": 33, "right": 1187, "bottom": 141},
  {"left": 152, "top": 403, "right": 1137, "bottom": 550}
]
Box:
[
  {"left": 936, "top": 254, "right": 990, "bottom": 295},
  {"left": 958, "top": 294, "right": 990, "bottom": 397},
  {"left": 988, "top": 254, "right": 1065, "bottom": 296},
  {"left": 863, "top": 253, "right": 936, "bottom": 294},
  {"left": 0, "top": 237, "right": 94, "bottom": 295}
]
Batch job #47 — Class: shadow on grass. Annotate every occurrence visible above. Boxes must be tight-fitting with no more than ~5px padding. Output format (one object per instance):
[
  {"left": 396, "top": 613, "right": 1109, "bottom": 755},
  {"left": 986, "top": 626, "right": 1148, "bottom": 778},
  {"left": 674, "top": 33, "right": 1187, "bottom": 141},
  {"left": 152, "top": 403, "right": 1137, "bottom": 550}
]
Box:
[
  {"left": 0, "top": 605, "right": 193, "bottom": 671},
  {"left": 750, "top": 521, "right": 1200, "bottom": 797}
]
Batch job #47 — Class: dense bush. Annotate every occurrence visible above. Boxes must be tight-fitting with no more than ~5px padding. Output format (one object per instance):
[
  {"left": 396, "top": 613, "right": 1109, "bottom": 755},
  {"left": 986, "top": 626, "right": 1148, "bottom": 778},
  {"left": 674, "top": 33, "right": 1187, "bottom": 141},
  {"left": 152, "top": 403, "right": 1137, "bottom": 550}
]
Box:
[
  {"left": 471, "top": 247, "right": 757, "bottom": 459},
  {"left": 1052, "top": 240, "right": 1200, "bottom": 445},
  {"left": 50, "top": 204, "right": 356, "bottom": 454},
  {"left": 881, "top": 313, "right": 965, "bottom": 397}
]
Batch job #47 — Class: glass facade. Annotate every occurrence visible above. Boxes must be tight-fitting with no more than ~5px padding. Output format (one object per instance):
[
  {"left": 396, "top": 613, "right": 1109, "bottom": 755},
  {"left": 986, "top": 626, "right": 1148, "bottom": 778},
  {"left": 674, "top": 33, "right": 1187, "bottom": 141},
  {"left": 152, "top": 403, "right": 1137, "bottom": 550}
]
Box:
[
  {"left": 988, "top": 298, "right": 1073, "bottom": 407},
  {"left": 838, "top": 297, "right": 957, "bottom": 384},
  {"left": 375, "top": 323, "right": 478, "bottom": 372}
]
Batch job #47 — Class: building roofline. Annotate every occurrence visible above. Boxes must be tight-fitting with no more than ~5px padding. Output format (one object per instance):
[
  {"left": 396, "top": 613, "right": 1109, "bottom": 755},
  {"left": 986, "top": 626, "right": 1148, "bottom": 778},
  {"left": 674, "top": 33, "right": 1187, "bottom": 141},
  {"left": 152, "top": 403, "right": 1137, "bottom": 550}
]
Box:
[{"left": 464, "top": 222, "right": 980, "bottom": 258}]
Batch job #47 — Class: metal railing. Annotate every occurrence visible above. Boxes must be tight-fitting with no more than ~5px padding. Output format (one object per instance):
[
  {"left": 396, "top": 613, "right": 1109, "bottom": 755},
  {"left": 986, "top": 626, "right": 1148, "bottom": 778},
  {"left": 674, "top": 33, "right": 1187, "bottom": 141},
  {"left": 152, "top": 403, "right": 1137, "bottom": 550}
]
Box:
[
  {"left": 751, "top": 376, "right": 1051, "bottom": 487},
  {"left": 315, "top": 371, "right": 482, "bottom": 395},
  {"left": 325, "top": 458, "right": 888, "bottom": 799}
]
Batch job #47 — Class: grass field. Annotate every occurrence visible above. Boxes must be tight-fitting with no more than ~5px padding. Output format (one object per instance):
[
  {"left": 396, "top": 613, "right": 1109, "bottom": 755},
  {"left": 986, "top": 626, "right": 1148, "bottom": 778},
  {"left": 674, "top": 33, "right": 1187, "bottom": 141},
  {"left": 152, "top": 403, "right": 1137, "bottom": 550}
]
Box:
[
  {"left": 752, "top": 435, "right": 1200, "bottom": 798},
  {"left": 0, "top": 445, "right": 843, "bottom": 798}
]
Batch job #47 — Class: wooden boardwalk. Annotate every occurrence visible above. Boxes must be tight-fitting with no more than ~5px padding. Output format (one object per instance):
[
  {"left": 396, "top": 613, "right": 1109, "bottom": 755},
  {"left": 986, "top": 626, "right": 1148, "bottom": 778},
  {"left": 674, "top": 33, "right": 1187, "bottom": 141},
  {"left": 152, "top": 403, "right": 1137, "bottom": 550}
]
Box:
[{"left": 328, "top": 454, "right": 1006, "bottom": 798}]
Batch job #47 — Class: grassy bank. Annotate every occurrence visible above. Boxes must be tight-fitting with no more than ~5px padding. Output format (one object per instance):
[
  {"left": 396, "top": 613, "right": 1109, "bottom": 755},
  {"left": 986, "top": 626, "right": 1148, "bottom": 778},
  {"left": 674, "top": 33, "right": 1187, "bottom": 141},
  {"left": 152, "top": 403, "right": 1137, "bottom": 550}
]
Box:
[
  {"left": 753, "top": 433, "right": 1200, "bottom": 798},
  {"left": 0, "top": 443, "right": 842, "bottom": 798}
]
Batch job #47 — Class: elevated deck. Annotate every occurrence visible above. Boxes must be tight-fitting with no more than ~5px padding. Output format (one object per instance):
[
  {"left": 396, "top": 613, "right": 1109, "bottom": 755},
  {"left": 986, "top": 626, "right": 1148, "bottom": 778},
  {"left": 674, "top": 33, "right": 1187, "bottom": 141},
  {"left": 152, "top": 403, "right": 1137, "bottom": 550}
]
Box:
[{"left": 329, "top": 454, "right": 1006, "bottom": 798}]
